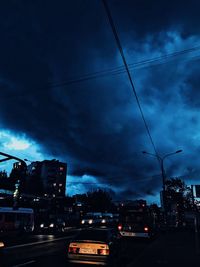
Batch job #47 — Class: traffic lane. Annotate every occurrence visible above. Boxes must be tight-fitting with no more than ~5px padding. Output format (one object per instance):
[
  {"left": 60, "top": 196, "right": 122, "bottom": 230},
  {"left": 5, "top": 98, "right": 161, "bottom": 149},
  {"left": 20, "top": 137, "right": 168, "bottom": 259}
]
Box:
[
  {"left": 1, "top": 228, "right": 79, "bottom": 247},
  {"left": 18, "top": 237, "right": 152, "bottom": 267},
  {"left": 126, "top": 231, "right": 200, "bottom": 267},
  {"left": 2, "top": 234, "right": 78, "bottom": 266},
  {"left": 119, "top": 237, "right": 152, "bottom": 266}
]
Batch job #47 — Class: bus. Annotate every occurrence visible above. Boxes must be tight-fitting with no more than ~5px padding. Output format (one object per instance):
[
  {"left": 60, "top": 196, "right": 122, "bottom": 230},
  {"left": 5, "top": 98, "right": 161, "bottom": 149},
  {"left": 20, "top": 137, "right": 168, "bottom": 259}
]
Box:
[
  {"left": 117, "top": 202, "right": 156, "bottom": 238},
  {"left": 0, "top": 207, "right": 34, "bottom": 233}
]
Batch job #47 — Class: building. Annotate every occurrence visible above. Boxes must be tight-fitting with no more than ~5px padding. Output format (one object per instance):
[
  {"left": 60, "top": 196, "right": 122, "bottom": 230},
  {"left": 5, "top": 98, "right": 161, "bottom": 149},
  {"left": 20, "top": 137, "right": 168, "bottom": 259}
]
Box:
[{"left": 27, "top": 159, "right": 67, "bottom": 198}]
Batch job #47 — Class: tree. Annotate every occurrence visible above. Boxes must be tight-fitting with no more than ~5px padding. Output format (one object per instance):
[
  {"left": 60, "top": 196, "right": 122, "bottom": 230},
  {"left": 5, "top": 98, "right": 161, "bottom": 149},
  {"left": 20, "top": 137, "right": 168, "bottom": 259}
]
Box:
[
  {"left": 165, "top": 178, "right": 193, "bottom": 211},
  {"left": 85, "top": 189, "right": 113, "bottom": 212}
]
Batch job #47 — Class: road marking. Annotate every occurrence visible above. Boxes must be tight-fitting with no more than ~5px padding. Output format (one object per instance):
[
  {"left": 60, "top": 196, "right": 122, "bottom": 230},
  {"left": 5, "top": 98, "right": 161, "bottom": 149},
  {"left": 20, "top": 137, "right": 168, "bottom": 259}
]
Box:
[
  {"left": 5, "top": 235, "right": 75, "bottom": 250},
  {"left": 12, "top": 260, "right": 36, "bottom": 267}
]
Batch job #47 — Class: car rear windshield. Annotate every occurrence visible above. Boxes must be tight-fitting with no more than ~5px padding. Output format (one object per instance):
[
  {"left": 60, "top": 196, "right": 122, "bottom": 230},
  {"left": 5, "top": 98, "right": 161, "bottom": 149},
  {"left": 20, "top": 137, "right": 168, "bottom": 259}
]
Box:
[{"left": 75, "top": 230, "right": 109, "bottom": 242}]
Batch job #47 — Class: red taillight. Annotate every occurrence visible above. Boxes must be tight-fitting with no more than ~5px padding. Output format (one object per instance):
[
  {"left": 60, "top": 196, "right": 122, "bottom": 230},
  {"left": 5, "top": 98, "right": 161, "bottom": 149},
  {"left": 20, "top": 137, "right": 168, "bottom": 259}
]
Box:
[
  {"left": 118, "top": 224, "right": 122, "bottom": 231},
  {"left": 98, "top": 249, "right": 110, "bottom": 255},
  {"left": 68, "top": 247, "right": 79, "bottom": 254},
  {"left": 144, "top": 226, "right": 149, "bottom": 232}
]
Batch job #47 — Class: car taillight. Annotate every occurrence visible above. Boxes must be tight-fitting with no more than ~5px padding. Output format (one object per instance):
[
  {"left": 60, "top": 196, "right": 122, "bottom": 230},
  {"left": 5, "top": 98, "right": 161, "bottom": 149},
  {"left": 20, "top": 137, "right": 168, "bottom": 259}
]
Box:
[
  {"left": 118, "top": 224, "right": 122, "bottom": 231},
  {"left": 144, "top": 226, "right": 149, "bottom": 232},
  {"left": 68, "top": 247, "right": 79, "bottom": 254},
  {"left": 97, "top": 249, "right": 110, "bottom": 255}
]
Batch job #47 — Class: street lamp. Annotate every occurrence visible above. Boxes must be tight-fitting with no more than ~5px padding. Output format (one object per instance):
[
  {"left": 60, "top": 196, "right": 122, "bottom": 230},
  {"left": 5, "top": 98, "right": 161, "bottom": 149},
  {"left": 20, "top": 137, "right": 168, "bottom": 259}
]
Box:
[
  {"left": 142, "top": 150, "right": 182, "bottom": 191},
  {"left": 142, "top": 149, "right": 183, "bottom": 215}
]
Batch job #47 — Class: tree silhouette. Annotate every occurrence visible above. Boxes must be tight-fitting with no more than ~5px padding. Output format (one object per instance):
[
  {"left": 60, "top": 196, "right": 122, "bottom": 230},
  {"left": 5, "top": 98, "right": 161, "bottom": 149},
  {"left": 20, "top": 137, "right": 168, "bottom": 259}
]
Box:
[
  {"left": 165, "top": 178, "right": 193, "bottom": 210},
  {"left": 86, "top": 189, "right": 113, "bottom": 212}
]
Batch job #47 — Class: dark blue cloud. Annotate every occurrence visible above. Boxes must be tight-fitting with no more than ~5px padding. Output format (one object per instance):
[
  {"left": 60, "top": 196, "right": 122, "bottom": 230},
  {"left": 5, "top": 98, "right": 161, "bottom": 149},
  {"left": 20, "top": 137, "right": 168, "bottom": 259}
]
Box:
[{"left": 0, "top": 0, "right": 200, "bottom": 201}]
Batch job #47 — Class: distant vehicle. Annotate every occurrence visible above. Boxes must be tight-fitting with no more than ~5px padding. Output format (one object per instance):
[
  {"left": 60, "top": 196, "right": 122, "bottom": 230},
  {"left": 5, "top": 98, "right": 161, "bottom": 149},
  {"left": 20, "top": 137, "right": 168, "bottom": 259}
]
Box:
[
  {"left": 38, "top": 218, "right": 66, "bottom": 233},
  {"left": 80, "top": 212, "right": 103, "bottom": 226},
  {"left": 118, "top": 203, "right": 156, "bottom": 238},
  {"left": 67, "top": 228, "right": 121, "bottom": 266},
  {"left": 100, "top": 213, "right": 115, "bottom": 226},
  {"left": 0, "top": 207, "right": 34, "bottom": 233}
]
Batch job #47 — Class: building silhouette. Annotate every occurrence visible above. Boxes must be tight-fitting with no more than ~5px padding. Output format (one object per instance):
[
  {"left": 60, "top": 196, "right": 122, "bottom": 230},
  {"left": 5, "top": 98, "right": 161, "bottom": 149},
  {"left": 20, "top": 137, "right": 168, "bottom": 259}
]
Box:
[{"left": 26, "top": 159, "right": 67, "bottom": 198}]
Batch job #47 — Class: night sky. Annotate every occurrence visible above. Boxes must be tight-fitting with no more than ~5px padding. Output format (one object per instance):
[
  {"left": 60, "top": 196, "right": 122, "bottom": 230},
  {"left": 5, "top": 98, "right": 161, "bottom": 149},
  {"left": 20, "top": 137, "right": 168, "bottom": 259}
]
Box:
[{"left": 0, "top": 0, "right": 200, "bottom": 203}]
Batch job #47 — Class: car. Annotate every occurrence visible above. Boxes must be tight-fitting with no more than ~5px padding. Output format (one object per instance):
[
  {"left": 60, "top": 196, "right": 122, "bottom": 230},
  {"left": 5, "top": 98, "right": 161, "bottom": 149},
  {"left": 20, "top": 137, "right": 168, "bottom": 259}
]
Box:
[
  {"left": 0, "top": 241, "right": 5, "bottom": 263},
  {"left": 100, "top": 213, "right": 115, "bottom": 227},
  {"left": 0, "top": 241, "right": 4, "bottom": 250},
  {"left": 80, "top": 213, "right": 103, "bottom": 227},
  {"left": 38, "top": 219, "right": 66, "bottom": 233},
  {"left": 67, "top": 228, "right": 121, "bottom": 266}
]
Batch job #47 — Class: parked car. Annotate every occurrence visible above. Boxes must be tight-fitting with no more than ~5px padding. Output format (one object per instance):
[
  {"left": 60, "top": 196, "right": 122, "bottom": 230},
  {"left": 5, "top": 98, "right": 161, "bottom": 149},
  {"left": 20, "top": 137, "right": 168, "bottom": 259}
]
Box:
[{"left": 67, "top": 228, "right": 121, "bottom": 266}]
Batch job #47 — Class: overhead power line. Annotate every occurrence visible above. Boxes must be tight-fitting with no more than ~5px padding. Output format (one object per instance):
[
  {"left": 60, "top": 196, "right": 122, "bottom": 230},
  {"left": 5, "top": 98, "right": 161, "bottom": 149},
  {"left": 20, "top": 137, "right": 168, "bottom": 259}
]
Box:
[
  {"left": 1, "top": 45, "right": 200, "bottom": 101},
  {"left": 48, "top": 45, "right": 200, "bottom": 88},
  {"left": 101, "top": 0, "right": 159, "bottom": 158}
]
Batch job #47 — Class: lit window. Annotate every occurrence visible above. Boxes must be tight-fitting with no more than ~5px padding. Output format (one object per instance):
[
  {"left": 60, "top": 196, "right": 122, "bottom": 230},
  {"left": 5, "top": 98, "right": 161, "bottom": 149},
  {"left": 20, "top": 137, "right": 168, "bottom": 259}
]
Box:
[
  {"left": 53, "top": 183, "right": 56, "bottom": 187},
  {"left": 59, "top": 166, "right": 64, "bottom": 171},
  {"left": 59, "top": 183, "right": 62, "bottom": 187}
]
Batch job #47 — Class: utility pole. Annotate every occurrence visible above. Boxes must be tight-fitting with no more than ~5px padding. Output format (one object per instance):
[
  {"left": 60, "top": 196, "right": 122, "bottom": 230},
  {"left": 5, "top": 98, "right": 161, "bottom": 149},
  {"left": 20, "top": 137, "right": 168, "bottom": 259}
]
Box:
[{"left": 142, "top": 150, "right": 183, "bottom": 223}]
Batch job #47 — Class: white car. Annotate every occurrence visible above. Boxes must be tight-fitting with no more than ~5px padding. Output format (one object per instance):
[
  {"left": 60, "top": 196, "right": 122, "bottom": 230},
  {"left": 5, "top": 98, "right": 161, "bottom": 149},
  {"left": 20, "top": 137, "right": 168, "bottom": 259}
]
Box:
[{"left": 67, "top": 228, "right": 121, "bottom": 266}]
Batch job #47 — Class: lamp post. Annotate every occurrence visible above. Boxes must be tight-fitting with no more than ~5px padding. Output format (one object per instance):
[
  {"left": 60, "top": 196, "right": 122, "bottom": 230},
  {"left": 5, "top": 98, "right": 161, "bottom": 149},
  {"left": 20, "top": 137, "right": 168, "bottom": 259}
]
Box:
[{"left": 142, "top": 149, "right": 183, "bottom": 215}]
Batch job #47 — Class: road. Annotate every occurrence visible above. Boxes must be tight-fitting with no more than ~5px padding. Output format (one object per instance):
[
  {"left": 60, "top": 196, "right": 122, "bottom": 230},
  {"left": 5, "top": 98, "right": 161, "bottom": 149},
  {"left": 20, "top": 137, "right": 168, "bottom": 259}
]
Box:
[
  {"left": 1, "top": 229, "right": 152, "bottom": 267},
  {"left": 2, "top": 227, "right": 200, "bottom": 267}
]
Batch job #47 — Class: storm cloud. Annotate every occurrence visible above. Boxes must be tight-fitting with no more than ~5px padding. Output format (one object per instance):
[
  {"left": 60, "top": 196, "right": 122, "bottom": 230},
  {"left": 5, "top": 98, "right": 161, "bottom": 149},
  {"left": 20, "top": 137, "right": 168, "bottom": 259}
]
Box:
[{"left": 0, "top": 0, "right": 200, "bottom": 201}]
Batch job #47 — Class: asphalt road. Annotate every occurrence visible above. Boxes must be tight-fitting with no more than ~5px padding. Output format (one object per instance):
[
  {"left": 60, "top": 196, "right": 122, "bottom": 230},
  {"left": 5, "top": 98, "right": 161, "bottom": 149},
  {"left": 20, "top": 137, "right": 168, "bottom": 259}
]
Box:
[{"left": 1, "top": 230, "right": 152, "bottom": 267}]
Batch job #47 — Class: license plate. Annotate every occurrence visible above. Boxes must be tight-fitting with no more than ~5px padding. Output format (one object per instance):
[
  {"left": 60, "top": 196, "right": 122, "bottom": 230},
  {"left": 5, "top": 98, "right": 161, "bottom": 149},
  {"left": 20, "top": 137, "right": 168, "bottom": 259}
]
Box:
[
  {"left": 120, "top": 231, "right": 149, "bottom": 237},
  {"left": 79, "top": 248, "right": 97, "bottom": 254},
  {"left": 120, "top": 231, "right": 136, "bottom": 236}
]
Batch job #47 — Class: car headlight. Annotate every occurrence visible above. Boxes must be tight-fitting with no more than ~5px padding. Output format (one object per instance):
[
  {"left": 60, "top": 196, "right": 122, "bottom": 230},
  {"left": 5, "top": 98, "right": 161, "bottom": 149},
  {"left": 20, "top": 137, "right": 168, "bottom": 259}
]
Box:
[
  {"left": 102, "top": 219, "right": 106, "bottom": 223},
  {"left": 49, "top": 223, "right": 54, "bottom": 228},
  {"left": 40, "top": 224, "right": 44, "bottom": 228},
  {"left": 81, "top": 220, "right": 85, "bottom": 224},
  {"left": 89, "top": 219, "right": 93, "bottom": 224}
]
